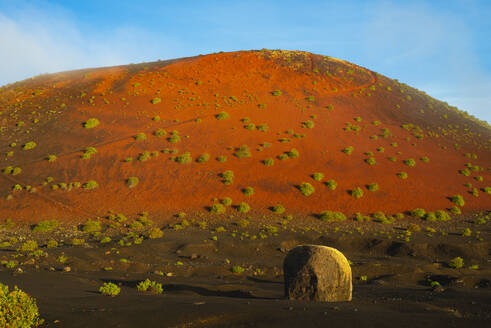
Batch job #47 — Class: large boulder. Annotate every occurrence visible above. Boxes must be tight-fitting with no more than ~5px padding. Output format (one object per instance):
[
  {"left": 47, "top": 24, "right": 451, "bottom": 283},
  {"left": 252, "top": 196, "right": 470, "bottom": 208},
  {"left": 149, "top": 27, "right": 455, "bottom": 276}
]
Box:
[{"left": 284, "top": 245, "right": 352, "bottom": 302}]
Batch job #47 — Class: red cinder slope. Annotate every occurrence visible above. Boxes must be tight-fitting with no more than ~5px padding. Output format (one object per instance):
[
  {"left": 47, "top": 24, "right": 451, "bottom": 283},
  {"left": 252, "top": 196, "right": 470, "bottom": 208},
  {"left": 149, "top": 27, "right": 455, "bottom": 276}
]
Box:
[{"left": 0, "top": 50, "right": 489, "bottom": 223}]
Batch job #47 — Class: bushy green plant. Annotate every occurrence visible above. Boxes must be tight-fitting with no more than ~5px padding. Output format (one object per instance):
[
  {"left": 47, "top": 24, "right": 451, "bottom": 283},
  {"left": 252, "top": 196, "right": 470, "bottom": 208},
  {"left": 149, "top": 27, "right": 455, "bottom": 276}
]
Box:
[
  {"left": 151, "top": 97, "right": 161, "bottom": 104},
  {"left": 271, "top": 204, "right": 285, "bottom": 214},
  {"left": 351, "top": 187, "right": 364, "bottom": 199},
  {"left": 22, "top": 142, "right": 37, "bottom": 150},
  {"left": 32, "top": 220, "right": 59, "bottom": 232},
  {"left": 420, "top": 156, "right": 430, "bottom": 163},
  {"left": 319, "top": 211, "right": 346, "bottom": 222},
  {"left": 272, "top": 90, "right": 283, "bottom": 96},
  {"left": 451, "top": 195, "right": 465, "bottom": 207},
  {"left": 82, "top": 219, "right": 101, "bottom": 232},
  {"left": 154, "top": 129, "right": 167, "bottom": 137},
  {"left": 148, "top": 227, "right": 163, "bottom": 239},
  {"left": 257, "top": 124, "right": 269, "bottom": 132},
  {"left": 325, "top": 179, "right": 337, "bottom": 190},
  {"left": 220, "top": 170, "right": 234, "bottom": 184},
  {"left": 231, "top": 266, "right": 245, "bottom": 273},
  {"left": 210, "top": 203, "right": 226, "bottom": 214},
  {"left": 448, "top": 257, "right": 464, "bottom": 269},
  {"left": 174, "top": 152, "right": 192, "bottom": 164},
  {"left": 19, "top": 240, "right": 38, "bottom": 252},
  {"left": 312, "top": 172, "right": 324, "bottom": 181},
  {"left": 216, "top": 111, "right": 230, "bottom": 120},
  {"left": 397, "top": 172, "right": 408, "bottom": 179},
  {"left": 221, "top": 197, "right": 232, "bottom": 206},
  {"left": 242, "top": 187, "right": 254, "bottom": 196},
  {"left": 282, "top": 149, "right": 296, "bottom": 160},
  {"left": 367, "top": 183, "right": 379, "bottom": 191},
  {"left": 126, "top": 177, "right": 139, "bottom": 188},
  {"left": 99, "top": 282, "right": 120, "bottom": 296},
  {"left": 234, "top": 145, "right": 251, "bottom": 158},
  {"left": 365, "top": 157, "right": 376, "bottom": 165},
  {"left": 342, "top": 146, "right": 354, "bottom": 155},
  {"left": 262, "top": 158, "right": 274, "bottom": 166},
  {"left": 298, "top": 182, "right": 315, "bottom": 196},
  {"left": 302, "top": 120, "right": 315, "bottom": 129},
  {"left": 134, "top": 132, "right": 146, "bottom": 141},
  {"left": 237, "top": 202, "right": 250, "bottom": 213},
  {"left": 403, "top": 158, "right": 416, "bottom": 167},
  {"left": 84, "top": 118, "right": 100, "bottom": 128},
  {"left": 83, "top": 180, "right": 99, "bottom": 189},
  {"left": 137, "top": 279, "right": 163, "bottom": 294},
  {"left": 216, "top": 155, "right": 227, "bottom": 163},
  {"left": 0, "top": 283, "right": 42, "bottom": 327},
  {"left": 410, "top": 208, "right": 426, "bottom": 218}
]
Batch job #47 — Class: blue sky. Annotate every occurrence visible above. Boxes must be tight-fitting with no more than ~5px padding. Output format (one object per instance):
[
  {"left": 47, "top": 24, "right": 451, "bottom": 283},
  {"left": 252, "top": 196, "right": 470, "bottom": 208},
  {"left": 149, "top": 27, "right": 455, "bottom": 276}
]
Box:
[{"left": 1, "top": 0, "right": 490, "bottom": 122}]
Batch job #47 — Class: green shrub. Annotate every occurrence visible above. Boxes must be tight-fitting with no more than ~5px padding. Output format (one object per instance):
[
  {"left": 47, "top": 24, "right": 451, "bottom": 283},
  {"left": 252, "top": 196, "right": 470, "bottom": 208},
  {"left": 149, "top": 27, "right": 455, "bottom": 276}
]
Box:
[
  {"left": 287, "top": 148, "right": 299, "bottom": 158},
  {"left": 234, "top": 145, "right": 251, "bottom": 158},
  {"left": 312, "top": 172, "right": 324, "bottom": 181},
  {"left": 271, "top": 204, "right": 285, "bottom": 214},
  {"left": 137, "top": 279, "right": 163, "bottom": 294},
  {"left": 424, "top": 210, "right": 451, "bottom": 221},
  {"left": 22, "top": 142, "right": 37, "bottom": 150},
  {"left": 32, "top": 220, "right": 59, "bottom": 232},
  {"left": 126, "top": 177, "right": 139, "bottom": 188},
  {"left": 0, "top": 283, "right": 42, "bottom": 327},
  {"left": 175, "top": 152, "right": 192, "bottom": 164},
  {"left": 448, "top": 257, "right": 464, "bottom": 269},
  {"left": 216, "top": 155, "right": 227, "bottom": 162},
  {"left": 257, "top": 124, "right": 269, "bottom": 132},
  {"left": 483, "top": 187, "right": 491, "bottom": 194},
  {"left": 84, "top": 118, "right": 100, "bottom": 128},
  {"left": 272, "top": 90, "right": 283, "bottom": 96},
  {"left": 459, "top": 169, "right": 471, "bottom": 176},
  {"left": 397, "top": 172, "right": 408, "bottom": 179},
  {"left": 342, "top": 146, "right": 353, "bottom": 155},
  {"left": 367, "top": 183, "right": 379, "bottom": 191},
  {"left": 134, "top": 132, "right": 146, "bottom": 141},
  {"left": 99, "top": 282, "right": 120, "bottom": 296},
  {"left": 138, "top": 151, "right": 151, "bottom": 162},
  {"left": 148, "top": 227, "right": 163, "bottom": 239},
  {"left": 351, "top": 187, "right": 364, "bottom": 199},
  {"left": 353, "top": 212, "right": 371, "bottom": 222},
  {"left": 244, "top": 123, "right": 255, "bottom": 130},
  {"left": 420, "top": 156, "right": 430, "bottom": 163},
  {"left": 451, "top": 195, "right": 465, "bottom": 207},
  {"left": 410, "top": 208, "right": 426, "bottom": 218},
  {"left": 154, "top": 129, "right": 167, "bottom": 137},
  {"left": 449, "top": 206, "right": 461, "bottom": 215},
  {"left": 19, "top": 240, "right": 38, "bottom": 252},
  {"left": 298, "top": 182, "right": 315, "bottom": 196},
  {"left": 237, "top": 202, "right": 250, "bottom": 213},
  {"left": 210, "top": 203, "right": 226, "bottom": 214},
  {"left": 151, "top": 97, "right": 161, "bottom": 104},
  {"left": 196, "top": 153, "right": 210, "bottom": 163},
  {"left": 403, "top": 158, "right": 416, "bottom": 167},
  {"left": 263, "top": 158, "right": 274, "bottom": 166},
  {"left": 242, "top": 187, "right": 254, "bottom": 196},
  {"left": 216, "top": 111, "right": 230, "bottom": 120},
  {"left": 83, "top": 180, "right": 99, "bottom": 189},
  {"left": 325, "top": 179, "right": 337, "bottom": 190},
  {"left": 82, "top": 219, "right": 101, "bottom": 232},
  {"left": 168, "top": 134, "right": 181, "bottom": 143},
  {"left": 220, "top": 170, "right": 234, "bottom": 184},
  {"left": 302, "top": 121, "right": 315, "bottom": 129},
  {"left": 305, "top": 96, "right": 315, "bottom": 102},
  {"left": 232, "top": 265, "right": 245, "bottom": 273},
  {"left": 388, "top": 156, "right": 397, "bottom": 162},
  {"left": 221, "top": 197, "right": 232, "bottom": 206},
  {"left": 46, "top": 240, "right": 58, "bottom": 248},
  {"left": 319, "top": 211, "right": 346, "bottom": 222},
  {"left": 365, "top": 157, "right": 376, "bottom": 165},
  {"left": 462, "top": 228, "right": 472, "bottom": 237}
]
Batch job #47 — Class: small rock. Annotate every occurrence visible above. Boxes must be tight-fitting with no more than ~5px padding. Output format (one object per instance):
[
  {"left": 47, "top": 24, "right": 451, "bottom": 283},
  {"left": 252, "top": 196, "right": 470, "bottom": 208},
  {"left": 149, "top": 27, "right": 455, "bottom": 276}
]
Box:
[
  {"left": 432, "top": 285, "right": 445, "bottom": 293},
  {"left": 166, "top": 272, "right": 173, "bottom": 277},
  {"left": 63, "top": 266, "right": 71, "bottom": 272},
  {"left": 190, "top": 253, "right": 198, "bottom": 260}
]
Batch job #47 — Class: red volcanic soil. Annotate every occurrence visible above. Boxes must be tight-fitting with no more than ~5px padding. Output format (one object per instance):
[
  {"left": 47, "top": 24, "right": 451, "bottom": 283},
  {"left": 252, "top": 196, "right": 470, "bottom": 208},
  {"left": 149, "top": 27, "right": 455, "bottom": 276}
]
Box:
[{"left": 0, "top": 49, "right": 490, "bottom": 224}]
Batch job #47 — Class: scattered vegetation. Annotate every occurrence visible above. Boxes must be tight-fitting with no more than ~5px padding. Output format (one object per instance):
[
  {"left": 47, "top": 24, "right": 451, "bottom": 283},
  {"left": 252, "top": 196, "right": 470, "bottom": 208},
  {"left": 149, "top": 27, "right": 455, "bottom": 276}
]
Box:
[
  {"left": 126, "top": 177, "right": 139, "bottom": 188},
  {"left": 137, "top": 279, "right": 163, "bottom": 294},
  {"left": 298, "top": 182, "right": 315, "bottom": 196},
  {"left": 83, "top": 118, "right": 100, "bottom": 129},
  {"left": 0, "top": 283, "right": 42, "bottom": 327},
  {"left": 351, "top": 187, "right": 364, "bottom": 199},
  {"left": 99, "top": 282, "right": 120, "bottom": 296},
  {"left": 319, "top": 211, "right": 346, "bottom": 222}
]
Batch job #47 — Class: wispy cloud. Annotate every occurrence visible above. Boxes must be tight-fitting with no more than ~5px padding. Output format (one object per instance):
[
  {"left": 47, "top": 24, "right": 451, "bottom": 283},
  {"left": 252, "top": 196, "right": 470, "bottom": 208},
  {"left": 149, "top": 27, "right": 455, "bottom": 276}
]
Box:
[{"left": 0, "top": 2, "right": 179, "bottom": 86}]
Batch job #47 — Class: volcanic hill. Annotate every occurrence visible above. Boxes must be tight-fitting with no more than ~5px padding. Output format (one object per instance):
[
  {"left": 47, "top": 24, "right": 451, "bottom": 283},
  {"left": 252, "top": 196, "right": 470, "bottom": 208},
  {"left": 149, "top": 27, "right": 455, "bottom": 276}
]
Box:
[{"left": 0, "top": 50, "right": 490, "bottom": 224}]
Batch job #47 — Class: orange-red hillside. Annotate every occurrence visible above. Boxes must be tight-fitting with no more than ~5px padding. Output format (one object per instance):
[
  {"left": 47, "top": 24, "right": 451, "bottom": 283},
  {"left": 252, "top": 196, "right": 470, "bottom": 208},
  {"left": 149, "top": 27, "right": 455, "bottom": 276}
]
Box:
[{"left": 0, "top": 50, "right": 490, "bottom": 224}]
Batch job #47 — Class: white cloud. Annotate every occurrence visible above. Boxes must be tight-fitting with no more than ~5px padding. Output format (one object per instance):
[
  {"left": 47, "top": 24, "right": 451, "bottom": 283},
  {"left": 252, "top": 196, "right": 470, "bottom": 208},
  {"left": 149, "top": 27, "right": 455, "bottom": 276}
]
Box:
[{"left": 0, "top": 3, "right": 179, "bottom": 86}]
